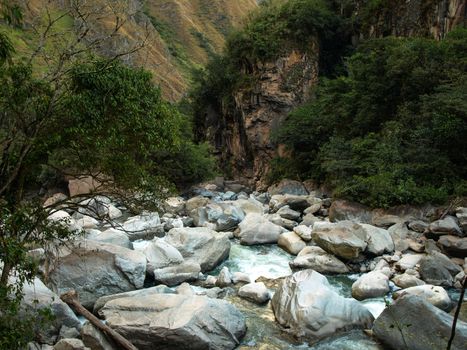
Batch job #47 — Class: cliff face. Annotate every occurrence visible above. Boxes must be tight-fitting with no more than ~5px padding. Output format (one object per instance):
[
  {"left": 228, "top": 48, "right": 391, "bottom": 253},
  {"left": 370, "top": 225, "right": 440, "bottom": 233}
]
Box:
[
  {"left": 201, "top": 0, "right": 466, "bottom": 189},
  {"left": 1, "top": 0, "right": 258, "bottom": 100}
]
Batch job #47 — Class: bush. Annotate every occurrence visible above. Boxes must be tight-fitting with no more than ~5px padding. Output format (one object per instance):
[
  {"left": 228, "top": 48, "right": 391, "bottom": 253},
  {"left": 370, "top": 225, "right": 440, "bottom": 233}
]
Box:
[{"left": 273, "top": 28, "right": 467, "bottom": 207}]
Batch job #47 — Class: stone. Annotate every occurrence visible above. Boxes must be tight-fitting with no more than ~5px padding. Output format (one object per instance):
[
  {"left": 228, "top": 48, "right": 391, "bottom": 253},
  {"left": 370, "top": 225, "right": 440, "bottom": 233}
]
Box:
[
  {"left": 428, "top": 216, "right": 463, "bottom": 237},
  {"left": 75, "top": 216, "right": 99, "bottom": 229},
  {"left": 141, "top": 238, "right": 184, "bottom": 274},
  {"left": 47, "top": 210, "right": 79, "bottom": 232},
  {"left": 43, "top": 193, "right": 68, "bottom": 208},
  {"left": 271, "top": 270, "right": 374, "bottom": 339},
  {"left": 204, "top": 275, "right": 217, "bottom": 287},
  {"left": 408, "top": 220, "right": 429, "bottom": 233},
  {"left": 351, "top": 271, "right": 390, "bottom": 300},
  {"left": 232, "top": 272, "right": 252, "bottom": 284},
  {"left": 100, "top": 294, "right": 246, "bottom": 350},
  {"left": 107, "top": 204, "right": 122, "bottom": 220},
  {"left": 438, "top": 235, "right": 467, "bottom": 258},
  {"left": 360, "top": 224, "right": 395, "bottom": 255},
  {"left": 395, "top": 253, "right": 424, "bottom": 271},
  {"left": 87, "top": 229, "right": 132, "bottom": 249},
  {"left": 153, "top": 262, "right": 201, "bottom": 286},
  {"left": 216, "top": 266, "right": 232, "bottom": 287},
  {"left": 456, "top": 207, "right": 467, "bottom": 232},
  {"left": 269, "top": 214, "right": 297, "bottom": 230},
  {"left": 232, "top": 198, "right": 264, "bottom": 215},
  {"left": 373, "top": 295, "right": 467, "bottom": 350},
  {"left": 277, "top": 205, "right": 301, "bottom": 221},
  {"left": 392, "top": 273, "right": 425, "bottom": 289},
  {"left": 81, "top": 322, "right": 115, "bottom": 350},
  {"left": 268, "top": 179, "right": 308, "bottom": 196},
  {"left": 68, "top": 176, "right": 100, "bottom": 197},
  {"left": 237, "top": 213, "right": 284, "bottom": 245},
  {"left": 304, "top": 201, "right": 321, "bottom": 215},
  {"left": 121, "top": 212, "right": 163, "bottom": 240},
  {"left": 293, "top": 225, "right": 312, "bottom": 241},
  {"left": 19, "top": 277, "right": 81, "bottom": 345},
  {"left": 165, "top": 227, "right": 230, "bottom": 272},
  {"left": 300, "top": 213, "right": 320, "bottom": 226},
  {"left": 328, "top": 200, "right": 372, "bottom": 224},
  {"left": 278, "top": 231, "right": 306, "bottom": 255},
  {"left": 388, "top": 223, "right": 411, "bottom": 252},
  {"left": 290, "top": 246, "right": 349, "bottom": 274},
  {"left": 371, "top": 214, "right": 403, "bottom": 228},
  {"left": 419, "top": 252, "right": 463, "bottom": 287},
  {"left": 269, "top": 194, "right": 310, "bottom": 212},
  {"left": 393, "top": 285, "right": 451, "bottom": 311},
  {"left": 176, "top": 283, "right": 195, "bottom": 296},
  {"left": 164, "top": 197, "right": 186, "bottom": 215},
  {"left": 93, "top": 285, "right": 175, "bottom": 314},
  {"left": 48, "top": 240, "right": 146, "bottom": 309},
  {"left": 312, "top": 221, "right": 367, "bottom": 260},
  {"left": 185, "top": 196, "right": 210, "bottom": 213},
  {"left": 53, "top": 339, "right": 89, "bottom": 350},
  {"left": 238, "top": 282, "right": 270, "bottom": 304}
]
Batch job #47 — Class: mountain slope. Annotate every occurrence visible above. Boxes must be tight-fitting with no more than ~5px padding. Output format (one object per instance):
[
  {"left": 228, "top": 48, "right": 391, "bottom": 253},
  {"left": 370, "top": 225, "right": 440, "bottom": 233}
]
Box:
[{"left": 0, "top": 0, "right": 258, "bottom": 100}]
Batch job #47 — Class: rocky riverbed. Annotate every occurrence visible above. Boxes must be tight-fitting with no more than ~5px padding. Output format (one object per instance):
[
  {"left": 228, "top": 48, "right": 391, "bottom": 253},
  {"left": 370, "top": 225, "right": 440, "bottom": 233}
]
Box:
[{"left": 24, "top": 179, "right": 467, "bottom": 350}]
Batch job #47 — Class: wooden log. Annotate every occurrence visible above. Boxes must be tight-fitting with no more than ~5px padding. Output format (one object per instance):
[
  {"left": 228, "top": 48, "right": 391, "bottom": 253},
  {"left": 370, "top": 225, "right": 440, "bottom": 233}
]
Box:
[{"left": 61, "top": 290, "right": 138, "bottom": 350}]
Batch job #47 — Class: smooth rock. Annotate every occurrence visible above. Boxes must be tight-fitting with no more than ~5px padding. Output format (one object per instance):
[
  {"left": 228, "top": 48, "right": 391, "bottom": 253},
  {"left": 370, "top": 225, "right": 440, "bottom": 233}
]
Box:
[
  {"left": 395, "top": 254, "right": 424, "bottom": 271},
  {"left": 268, "top": 179, "right": 308, "bottom": 196},
  {"left": 237, "top": 213, "right": 284, "bottom": 245},
  {"left": 48, "top": 240, "right": 146, "bottom": 308},
  {"left": 300, "top": 213, "right": 320, "bottom": 226},
  {"left": 238, "top": 282, "right": 270, "bottom": 304},
  {"left": 153, "top": 262, "right": 201, "bottom": 286},
  {"left": 329, "top": 200, "right": 372, "bottom": 224},
  {"left": 438, "top": 235, "right": 467, "bottom": 258},
  {"left": 278, "top": 231, "right": 306, "bottom": 255},
  {"left": 100, "top": 294, "right": 246, "bottom": 350},
  {"left": 81, "top": 322, "right": 115, "bottom": 350},
  {"left": 216, "top": 266, "right": 232, "bottom": 287},
  {"left": 122, "top": 212, "right": 163, "bottom": 240},
  {"left": 351, "top": 271, "right": 390, "bottom": 300},
  {"left": 232, "top": 272, "right": 252, "bottom": 284},
  {"left": 293, "top": 225, "right": 312, "bottom": 241},
  {"left": 53, "top": 339, "right": 89, "bottom": 350},
  {"left": 277, "top": 205, "right": 301, "bottom": 221},
  {"left": 373, "top": 295, "right": 467, "bottom": 350},
  {"left": 428, "top": 216, "right": 463, "bottom": 237},
  {"left": 142, "top": 238, "right": 184, "bottom": 274},
  {"left": 165, "top": 227, "right": 230, "bottom": 272},
  {"left": 456, "top": 207, "right": 467, "bottom": 232},
  {"left": 271, "top": 270, "right": 374, "bottom": 339},
  {"left": 408, "top": 220, "right": 428, "bottom": 233},
  {"left": 290, "top": 246, "right": 349, "bottom": 274},
  {"left": 185, "top": 196, "right": 210, "bottom": 213},
  {"left": 392, "top": 273, "right": 425, "bottom": 289},
  {"left": 87, "top": 228, "right": 132, "bottom": 249},
  {"left": 360, "top": 224, "right": 395, "bottom": 255},
  {"left": 419, "top": 252, "right": 462, "bottom": 287},
  {"left": 393, "top": 285, "right": 451, "bottom": 311}
]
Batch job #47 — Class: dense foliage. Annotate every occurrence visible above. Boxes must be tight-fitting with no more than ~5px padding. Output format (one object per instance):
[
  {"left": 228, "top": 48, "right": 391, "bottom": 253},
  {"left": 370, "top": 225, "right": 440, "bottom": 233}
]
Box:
[{"left": 273, "top": 29, "right": 467, "bottom": 207}]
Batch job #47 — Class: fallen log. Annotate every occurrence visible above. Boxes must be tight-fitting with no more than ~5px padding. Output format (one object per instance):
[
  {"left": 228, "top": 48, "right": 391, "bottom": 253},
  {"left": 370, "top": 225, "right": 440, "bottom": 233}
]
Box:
[{"left": 61, "top": 289, "right": 138, "bottom": 350}]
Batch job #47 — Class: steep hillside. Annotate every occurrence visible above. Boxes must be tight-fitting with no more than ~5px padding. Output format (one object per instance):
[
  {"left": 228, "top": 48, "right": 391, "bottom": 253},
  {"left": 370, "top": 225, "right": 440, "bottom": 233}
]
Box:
[
  {"left": 0, "top": 0, "right": 257, "bottom": 100},
  {"left": 193, "top": 0, "right": 466, "bottom": 190}
]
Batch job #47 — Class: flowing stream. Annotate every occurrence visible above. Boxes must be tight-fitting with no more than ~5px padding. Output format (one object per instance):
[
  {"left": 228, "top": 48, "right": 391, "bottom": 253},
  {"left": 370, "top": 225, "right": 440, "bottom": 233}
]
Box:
[{"left": 209, "top": 240, "right": 389, "bottom": 349}]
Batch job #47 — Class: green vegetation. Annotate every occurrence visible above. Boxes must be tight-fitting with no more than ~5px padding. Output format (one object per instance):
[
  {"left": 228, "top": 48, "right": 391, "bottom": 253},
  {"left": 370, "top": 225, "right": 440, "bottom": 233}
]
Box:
[{"left": 273, "top": 30, "right": 467, "bottom": 207}]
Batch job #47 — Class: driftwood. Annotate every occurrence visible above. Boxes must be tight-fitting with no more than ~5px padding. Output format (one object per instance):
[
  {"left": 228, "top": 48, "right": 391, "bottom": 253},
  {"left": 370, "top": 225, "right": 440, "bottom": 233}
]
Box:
[{"left": 60, "top": 290, "right": 138, "bottom": 350}]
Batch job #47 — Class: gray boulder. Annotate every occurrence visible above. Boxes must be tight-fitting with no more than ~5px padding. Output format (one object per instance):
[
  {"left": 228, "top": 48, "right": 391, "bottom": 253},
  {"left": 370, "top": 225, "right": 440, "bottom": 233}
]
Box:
[
  {"left": 87, "top": 229, "right": 132, "bottom": 249},
  {"left": 277, "top": 205, "right": 301, "bottom": 221},
  {"left": 165, "top": 227, "right": 230, "bottom": 272},
  {"left": 268, "top": 179, "right": 308, "bottom": 196},
  {"left": 393, "top": 285, "right": 451, "bottom": 311},
  {"left": 141, "top": 238, "right": 184, "bottom": 274},
  {"left": 153, "top": 262, "right": 201, "bottom": 286},
  {"left": 293, "top": 225, "right": 313, "bottom": 241},
  {"left": 360, "top": 224, "right": 394, "bottom": 255},
  {"left": 419, "top": 251, "right": 462, "bottom": 287},
  {"left": 237, "top": 213, "right": 284, "bottom": 245},
  {"left": 351, "top": 271, "right": 390, "bottom": 300},
  {"left": 312, "top": 221, "right": 367, "bottom": 260},
  {"left": 122, "top": 212, "right": 163, "bottom": 240},
  {"left": 48, "top": 240, "right": 146, "bottom": 308},
  {"left": 100, "top": 294, "right": 246, "bottom": 350},
  {"left": 290, "top": 246, "right": 349, "bottom": 274},
  {"left": 456, "top": 207, "right": 467, "bottom": 232},
  {"left": 392, "top": 273, "right": 425, "bottom": 289},
  {"left": 81, "top": 322, "right": 115, "bottom": 350},
  {"left": 373, "top": 295, "right": 467, "bottom": 350},
  {"left": 438, "top": 235, "right": 467, "bottom": 258},
  {"left": 328, "top": 200, "right": 373, "bottom": 224},
  {"left": 238, "top": 282, "right": 270, "bottom": 304},
  {"left": 428, "top": 216, "right": 463, "bottom": 237},
  {"left": 271, "top": 270, "right": 374, "bottom": 339},
  {"left": 53, "top": 339, "right": 89, "bottom": 350}
]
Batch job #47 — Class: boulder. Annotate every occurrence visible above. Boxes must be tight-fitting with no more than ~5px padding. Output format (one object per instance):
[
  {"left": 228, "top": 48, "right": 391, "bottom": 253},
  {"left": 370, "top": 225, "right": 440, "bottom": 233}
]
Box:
[
  {"left": 271, "top": 270, "right": 374, "bottom": 339},
  {"left": 165, "top": 227, "right": 230, "bottom": 272},
  {"left": 185, "top": 196, "right": 210, "bottom": 213},
  {"left": 360, "top": 224, "right": 395, "bottom": 255},
  {"left": 373, "top": 295, "right": 467, "bottom": 350},
  {"left": 329, "top": 200, "right": 372, "bottom": 224},
  {"left": 393, "top": 285, "right": 451, "bottom": 311},
  {"left": 232, "top": 198, "right": 265, "bottom": 215},
  {"left": 392, "top": 273, "right": 425, "bottom": 289},
  {"left": 232, "top": 272, "right": 252, "bottom": 284},
  {"left": 53, "top": 339, "right": 89, "bottom": 350},
  {"left": 153, "top": 262, "right": 201, "bottom": 286},
  {"left": 278, "top": 231, "right": 306, "bottom": 255},
  {"left": 312, "top": 221, "right": 367, "bottom": 260},
  {"left": 121, "top": 212, "right": 163, "bottom": 241},
  {"left": 371, "top": 214, "right": 403, "bottom": 228},
  {"left": 164, "top": 197, "right": 186, "bottom": 215},
  {"left": 438, "top": 235, "right": 467, "bottom": 258},
  {"left": 395, "top": 253, "right": 425, "bottom": 271},
  {"left": 87, "top": 229, "right": 132, "bottom": 249},
  {"left": 419, "top": 252, "right": 463, "bottom": 287},
  {"left": 268, "top": 179, "right": 308, "bottom": 196},
  {"left": 215, "top": 266, "right": 232, "bottom": 287},
  {"left": 100, "top": 294, "right": 246, "bottom": 350},
  {"left": 408, "top": 220, "right": 429, "bottom": 233},
  {"left": 20, "top": 278, "right": 81, "bottom": 345},
  {"left": 237, "top": 213, "right": 284, "bottom": 245},
  {"left": 293, "top": 225, "right": 312, "bottom": 241},
  {"left": 93, "top": 285, "right": 175, "bottom": 314},
  {"left": 300, "top": 213, "right": 320, "bottom": 226},
  {"left": 269, "top": 214, "right": 298, "bottom": 230},
  {"left": 238, "top": 282, "right": 270, "bottom": 304},
  {"left": 141, "top": 238, "right": 184, "bottom": 274},
  {"left": 290, "top": 246, "right": 349, "bottom": 274},
  {"left": 81, "top": 322, "right": 115, "bottom": 350},
  {"left": 428, "top": 216, "right": 463, "bottom": 237},
  {"left": 75, "top": 216, "right": 99, "bottom": 229},
  {"left": 351, "top": 271, "right": 390, "bottom": 300},
  {"left": 456, "top": 207, "right": 467, "bottom": 233},
  {"left": 43, "top": 193, "right": 68, "bottom": 208},
  {"left": 107, "top": 204, "right": 122, "bottom": 220},
  {"left": 277, "top": 205, "right": 301, "bottom": 221},
  {"left": 48, "top": 240, "right": 146, "bottom": 308},
  {"left": 269, "top": 194, "right": 310, "bottom": 212}
]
